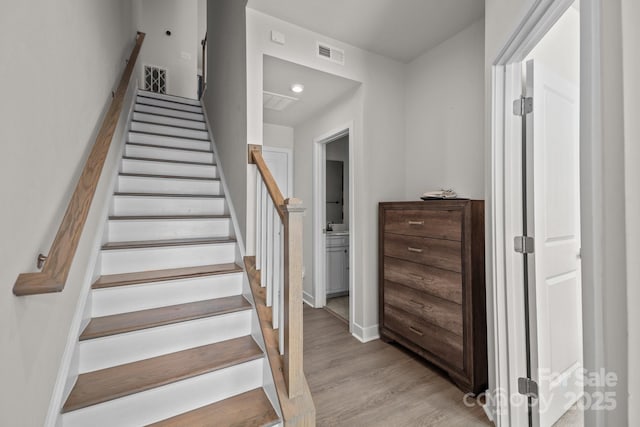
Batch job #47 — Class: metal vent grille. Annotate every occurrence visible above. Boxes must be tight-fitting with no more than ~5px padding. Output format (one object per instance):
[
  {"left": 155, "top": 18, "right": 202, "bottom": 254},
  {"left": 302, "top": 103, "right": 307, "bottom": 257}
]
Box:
[
  {"left": 144, "top": 65, "right": 167, "bottom": 94},
  {"left": 317, "top": 43, "right": 345, "bottom": 65}
]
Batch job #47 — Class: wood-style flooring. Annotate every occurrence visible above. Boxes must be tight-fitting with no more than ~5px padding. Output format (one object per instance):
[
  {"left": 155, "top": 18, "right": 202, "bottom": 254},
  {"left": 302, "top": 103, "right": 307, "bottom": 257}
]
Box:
[{"left": 303, "top": 305, "right": 491, "bottom": 427}]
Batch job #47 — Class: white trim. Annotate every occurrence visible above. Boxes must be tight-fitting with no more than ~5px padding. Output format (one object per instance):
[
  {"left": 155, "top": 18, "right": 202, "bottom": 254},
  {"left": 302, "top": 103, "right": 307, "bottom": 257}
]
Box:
[
  {"left": 351, "top": 322, "right": 379, "bottom": 343},
  {"left": 45, "top": 77, "right": 139, "bottom": 427},
  {"left": 302, "top": 291, "right": 316, "bottom": 307},
  {"left": 312, "top": 123, "right": 355, "bottom": 335},
  {"left": 489, "top": 0, "right": 596, "bottom": 425}
]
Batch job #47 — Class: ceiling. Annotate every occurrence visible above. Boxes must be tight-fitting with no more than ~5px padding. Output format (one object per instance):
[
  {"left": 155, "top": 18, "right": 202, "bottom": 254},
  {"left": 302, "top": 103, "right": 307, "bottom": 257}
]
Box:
[
  {"left": 247, "top": 0, "right": 485, "bottom": 63},
  {"left": 263, "top": 55, "right": 360, "bottom": 127}
]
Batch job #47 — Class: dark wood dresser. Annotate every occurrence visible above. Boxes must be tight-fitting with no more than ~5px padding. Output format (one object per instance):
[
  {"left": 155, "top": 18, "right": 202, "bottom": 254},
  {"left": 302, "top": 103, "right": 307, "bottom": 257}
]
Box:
[{"left": 378, "top": 200, "right": 487, "bottom": 394}]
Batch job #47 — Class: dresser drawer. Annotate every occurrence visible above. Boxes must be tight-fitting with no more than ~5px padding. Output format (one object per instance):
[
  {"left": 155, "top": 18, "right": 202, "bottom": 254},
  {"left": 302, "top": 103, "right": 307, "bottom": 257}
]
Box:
[
  {"left": 384, "top": 209, "right": 462, "bottom": 241},
  {"left": 384, "top": 233, "right": 462, "bottom": 273},
  {"left": 384, "top": 257, "right": 462, "bottom": 304},
  {"left": 384, "top": 304, "right": 463, "bottom": 370},
  {"left": 384, "top": 281, "right": 463, "bottom": 336}
]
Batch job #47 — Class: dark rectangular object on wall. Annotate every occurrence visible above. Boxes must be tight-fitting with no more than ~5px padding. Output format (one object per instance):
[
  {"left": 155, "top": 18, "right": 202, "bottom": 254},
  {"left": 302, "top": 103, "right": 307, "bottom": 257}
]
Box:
[{"left": 378, "top": 200, "right": 487, "bottom": 394}]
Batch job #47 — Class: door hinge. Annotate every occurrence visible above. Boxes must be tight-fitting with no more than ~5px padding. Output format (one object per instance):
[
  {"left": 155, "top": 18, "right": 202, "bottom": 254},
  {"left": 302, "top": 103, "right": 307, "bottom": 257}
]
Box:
[
  {"left": 518, "top": 377, "right": 539, "bottom": 398},
  {"left": 513, "top": 97, "right": 533, "bottom": 116},
  {"left": 514, "top": 236, "right": 535, "bottom": 254}
]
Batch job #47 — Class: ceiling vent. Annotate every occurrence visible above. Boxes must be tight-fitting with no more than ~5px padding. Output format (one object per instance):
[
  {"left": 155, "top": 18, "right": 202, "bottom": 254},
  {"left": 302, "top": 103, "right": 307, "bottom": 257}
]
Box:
[
  {"left": 263, "top": 91, "right": 298, "bottom": 111},
  {"left": 317, "top": 42, "right": 345, "bottom": 65}
]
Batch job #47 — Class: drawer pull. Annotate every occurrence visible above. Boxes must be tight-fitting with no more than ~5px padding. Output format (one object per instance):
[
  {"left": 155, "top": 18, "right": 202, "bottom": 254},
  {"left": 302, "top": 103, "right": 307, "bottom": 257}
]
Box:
[
  {"left": 409, "top": 326, "right": 424, "bottom": 336},
  {"left": 407, "top": 247, "right": 423, "bottom": 253},
  {"left": 409, "top": 299, "right": 424, "bottom": 308},
  {"left": 407, "top": 220, "right": 425, "bottom": 226}
]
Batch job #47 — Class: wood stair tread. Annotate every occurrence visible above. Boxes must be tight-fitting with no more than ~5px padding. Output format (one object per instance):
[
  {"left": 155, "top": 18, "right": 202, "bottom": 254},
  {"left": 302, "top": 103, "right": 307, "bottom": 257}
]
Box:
[
  {"left": 147, "top": 388, "right": 279, "bottom": 427},
  {"left": 63, "top": 336, "right": 262, "bottom": 413},
  {"left": 113, "top": 192, "right": 225, "bottom": 198},
  {"left": 123, "top": 156, "right": 215, "bottom": 166},
  {"left": 128, "top": 131, "right": 209, "bottom": 142},
  {"left": 80, "top": 295, "right": 251, "bottom": 340},
  {"left": 127, "top": 141, "right": 211, "bottom": 152},
  {"left": 92, "top": 263, "right": 243, "bottom": 289},
  {"left": 137, "top": 93, "right": 202, "bottom": 107},
  {"left": 108, "top": 214, "right": 231, "bottom": 220},
  {"left": 102, "top": 237, "right": 235, "bottom": 250},
  {"left": 119, "top": 172, "right": 220, "bottom": 181},
  {"left": 132, "top": 119, "right": 209, "bottom": 132}
]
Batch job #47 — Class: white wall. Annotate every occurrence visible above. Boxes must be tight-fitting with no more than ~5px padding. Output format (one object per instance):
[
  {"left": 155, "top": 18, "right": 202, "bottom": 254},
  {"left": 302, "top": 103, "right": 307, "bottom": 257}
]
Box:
[
  {"left": 263, "top": 123, "right": 294, "bottom": 150},
  {"left": 204, "top": 0, "right": 249, "bottom": 245},
  {"left": 247, "top": 9, "right": 406, "bottom": 340},
  {"left": 0, "top": 1, "right": 134, "bottom": 425},
  {"left": 404, "top": 19, "right": 485, "bottom": 200},
  {"left": 485, "top": 0, "right": 633, "bottom": 424},
  {"left": 135, "top": 0, "right": 199, "bottom": 99},
  {"left": 622, "top": 0, "right": 640, "bottom": 423},
  {"left": 326, "top": 135, "right": 349, "bottom": 229}
]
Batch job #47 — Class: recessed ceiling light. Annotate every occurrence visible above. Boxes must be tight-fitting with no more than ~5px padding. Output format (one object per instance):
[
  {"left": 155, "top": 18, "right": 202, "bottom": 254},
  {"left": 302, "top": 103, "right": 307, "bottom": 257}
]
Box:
[{"left": 291, "top": 83, "right": 304, "bottom": 93}]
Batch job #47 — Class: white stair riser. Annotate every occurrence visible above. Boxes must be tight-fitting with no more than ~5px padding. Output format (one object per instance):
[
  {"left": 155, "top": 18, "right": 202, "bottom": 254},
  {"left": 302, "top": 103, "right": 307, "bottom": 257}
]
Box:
[
  {"left": 79, "top": 311, "right": 252, "bottom": 372},
  {"left": 62, "top": 358, "right": 263, "bottom": 427},
  {"left": 133, "top": 112, "right": 207, "bottom": 130},
  {"left": 131, "top": 121, "right": 209, "bottom": 141},
  {"left": 117, "top": 175, "right": 222, "bottom": 196},
  {"left": 100, "top": 243, "right": 236, "bottom": 275},
  {"left": 125, "top": 144, "right": 214, "bottom": 163},
  {"left": 112, "top": 196, "right": 227, "bottom": 216},
  {"left": 136, "top": 96, "right": 203, "bottom": 113},
  {"left": 108, "top": 218, "right": 231, "bottom": 242},
  {"left": 121, "top": 159, "right": 218, "bottom": 178},
  {"left": 128, "top": 132, "right": 212, "bottom": 151},
  {"left": 135, "top": 104, "right": 204, "bottom": 121},
  {"left": 138, "top": 91, "right": 201, "bottom": 106},
  {"left": 91, "top": 273, "right": 243, "bottom": 317}
]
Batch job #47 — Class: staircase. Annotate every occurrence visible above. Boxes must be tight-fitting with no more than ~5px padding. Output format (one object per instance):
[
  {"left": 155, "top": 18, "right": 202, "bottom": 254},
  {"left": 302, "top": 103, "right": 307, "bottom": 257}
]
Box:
[{"left": 60, "top": 90, "right": 281, "bottom": 427}]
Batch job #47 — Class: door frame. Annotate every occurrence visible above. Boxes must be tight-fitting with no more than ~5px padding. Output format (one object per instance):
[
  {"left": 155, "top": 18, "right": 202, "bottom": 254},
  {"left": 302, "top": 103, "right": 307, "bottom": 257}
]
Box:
[
  {"left": 312, "top": 122, "right": 354, "bottom": 328},
  {"left": 489, "top": 0, "right": 603, "bottom": 425}
]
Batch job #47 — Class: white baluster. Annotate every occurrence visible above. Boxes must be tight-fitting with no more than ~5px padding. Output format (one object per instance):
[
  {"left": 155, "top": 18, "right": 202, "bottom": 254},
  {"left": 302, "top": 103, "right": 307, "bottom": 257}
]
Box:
[
  {"left": 260, "top": 181, "right": 267, "bottom": 287},
  {"left": 273, "top": 209, "right": 281, "bottom": 330},
  {"left": 255, "top": 172, "right": 262, "bottom": 270},
  {"left": 265, "top": 198, "right": 274, "bottom": 306},
  {"left": 279, "top": 223, "right": 285, "bottom": 356}
]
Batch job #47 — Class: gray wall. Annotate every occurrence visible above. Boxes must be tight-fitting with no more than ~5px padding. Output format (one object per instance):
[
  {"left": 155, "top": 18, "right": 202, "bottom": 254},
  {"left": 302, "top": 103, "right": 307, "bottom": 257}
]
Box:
[
  {"left": 204, "top": 0, "right": 249, "bottom": 244},
  {"left": 0, "top": 1, "right": 135, "bottom": 424}
]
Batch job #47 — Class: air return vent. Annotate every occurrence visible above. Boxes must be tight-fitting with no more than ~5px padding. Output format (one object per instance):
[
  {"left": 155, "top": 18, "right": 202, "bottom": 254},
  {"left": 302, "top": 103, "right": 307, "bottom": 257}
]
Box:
[
  {"left": 317, "top": 42, "right": 345, "bottom": 65},
  {"left": 144, "top": 65, "right": 167, "bottom": 94},
  {"left": 263, "top": 91, "right": 298, "bottom": 111}
]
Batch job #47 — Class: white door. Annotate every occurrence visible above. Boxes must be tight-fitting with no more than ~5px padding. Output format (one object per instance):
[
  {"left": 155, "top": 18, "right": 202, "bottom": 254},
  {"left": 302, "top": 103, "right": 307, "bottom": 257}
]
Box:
[
  {"left": 526, "top": 59, "right": 583, "bottom": 427},
  {"left": 262, "top": 147, "right": 292, "bottom": 198}
]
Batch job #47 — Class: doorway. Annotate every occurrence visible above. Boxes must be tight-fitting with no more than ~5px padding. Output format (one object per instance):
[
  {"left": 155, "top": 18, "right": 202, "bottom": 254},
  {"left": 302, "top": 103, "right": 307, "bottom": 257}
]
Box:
[
  {"left": 490, "top": 1, "right": 585, "bottom": 426},
  {"left": 313, "top": 125, "right": 354, "bottom": 330}
]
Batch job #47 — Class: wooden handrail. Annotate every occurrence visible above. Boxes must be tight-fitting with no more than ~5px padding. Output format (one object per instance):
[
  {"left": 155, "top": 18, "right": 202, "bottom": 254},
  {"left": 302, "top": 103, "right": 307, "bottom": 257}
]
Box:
[
  {"left": 249, "top": 144, "right": 285, "bottom": 221},
  {"left": 13, "top": 32, "right": 146, "bottom": 296},
  {"left": 200, "top": 32, "right": 207, "bottom": 99}
]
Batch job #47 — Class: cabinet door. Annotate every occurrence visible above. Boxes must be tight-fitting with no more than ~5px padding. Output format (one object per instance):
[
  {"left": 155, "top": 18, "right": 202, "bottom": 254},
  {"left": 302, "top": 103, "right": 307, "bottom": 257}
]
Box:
[{"left": 326, "top": 247, "right": 346, "bottom": 295}]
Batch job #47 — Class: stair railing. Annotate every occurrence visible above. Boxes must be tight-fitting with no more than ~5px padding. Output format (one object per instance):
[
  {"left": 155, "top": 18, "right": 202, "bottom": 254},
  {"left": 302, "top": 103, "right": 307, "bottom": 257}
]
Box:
[
  {"left": 12, "top": 32, "right": 146, "bottom": 296},
  {"left": 199, "top": 32, "right": 207, "bottom": 99},
  {"left": 248, "top": 144, "right": 305, "bottom": 400}
]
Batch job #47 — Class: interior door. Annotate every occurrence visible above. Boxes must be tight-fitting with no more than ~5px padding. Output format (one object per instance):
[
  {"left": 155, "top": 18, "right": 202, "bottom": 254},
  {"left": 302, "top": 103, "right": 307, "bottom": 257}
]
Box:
[
  {"left": 525, "top": 59, "right": 583, "bottom": 427},
  {"left": 262, "top": 147, "right": 292, "bottom": 198}
]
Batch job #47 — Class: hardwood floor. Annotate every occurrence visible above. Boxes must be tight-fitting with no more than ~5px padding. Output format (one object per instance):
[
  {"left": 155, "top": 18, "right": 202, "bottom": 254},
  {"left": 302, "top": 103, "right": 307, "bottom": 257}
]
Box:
[{"left": 303, "top": 305, "right": 491, "bottom": 427}]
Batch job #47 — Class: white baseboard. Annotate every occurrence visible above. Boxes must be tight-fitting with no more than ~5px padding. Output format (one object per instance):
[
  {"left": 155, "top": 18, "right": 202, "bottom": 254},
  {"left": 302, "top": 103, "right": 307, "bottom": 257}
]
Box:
[
  {"left": 302, "top": 291, "right": 316, "bottom": 308},
  {"left": 482, "top": 400, "right": 495, "bottom": 423},
  {"left": 351, "top": 322, "right": 380, "bottom": 343}
]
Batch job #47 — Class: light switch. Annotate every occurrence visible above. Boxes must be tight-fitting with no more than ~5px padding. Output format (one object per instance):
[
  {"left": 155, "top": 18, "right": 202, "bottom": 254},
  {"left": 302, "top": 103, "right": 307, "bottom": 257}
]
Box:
[{"left": 271, "top": 30, "right": 285, "bottom": 45}]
